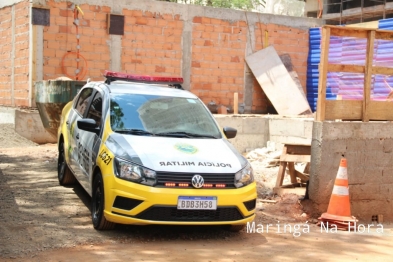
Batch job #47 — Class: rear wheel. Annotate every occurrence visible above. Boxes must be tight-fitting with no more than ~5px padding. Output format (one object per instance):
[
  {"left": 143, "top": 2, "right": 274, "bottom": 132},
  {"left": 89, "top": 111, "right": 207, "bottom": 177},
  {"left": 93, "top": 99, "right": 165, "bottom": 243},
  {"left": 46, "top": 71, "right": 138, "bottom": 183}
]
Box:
[
  {"left": 58, "top": 139, "right": 76, "bottom": 185},
  {"left": 92, "top": 172, "right": 115, "bottom": 230}
]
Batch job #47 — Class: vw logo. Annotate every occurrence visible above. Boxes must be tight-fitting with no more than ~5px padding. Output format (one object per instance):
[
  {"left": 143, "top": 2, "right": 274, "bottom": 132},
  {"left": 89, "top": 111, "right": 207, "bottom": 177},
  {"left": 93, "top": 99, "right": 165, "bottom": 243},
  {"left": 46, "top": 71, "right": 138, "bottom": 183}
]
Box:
[{"left": 191, "top": 175, "right": 204, "bottom": 188}]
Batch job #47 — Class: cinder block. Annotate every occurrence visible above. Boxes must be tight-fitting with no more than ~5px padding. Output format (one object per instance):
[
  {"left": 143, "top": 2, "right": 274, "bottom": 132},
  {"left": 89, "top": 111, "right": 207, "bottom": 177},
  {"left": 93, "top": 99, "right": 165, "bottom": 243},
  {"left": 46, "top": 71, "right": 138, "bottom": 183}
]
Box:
[
  {"left": 269, "top": 118, "right": 307, "bottom": 138},
  {"left": 382, "top": 139, "right": 393, "bottom": 153},
  {"left": 351, "top": 200, "right": 393, "bottom": 222},
  {"left": 242, "top": 117, "right": 268, "bottom": 134}
]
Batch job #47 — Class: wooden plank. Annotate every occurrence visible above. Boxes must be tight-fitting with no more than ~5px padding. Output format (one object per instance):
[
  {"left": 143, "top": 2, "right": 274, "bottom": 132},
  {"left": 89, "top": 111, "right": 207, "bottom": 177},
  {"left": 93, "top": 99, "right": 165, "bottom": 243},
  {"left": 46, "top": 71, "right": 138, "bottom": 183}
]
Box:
[
  {"left": 316, "top": 27, "right": 330, "bottom": 121},
  {"left": 275, "top": 146, "right": 287, "bottom": 187},
  {"left": 286, "top": 144, "right": 311, "bottom": 155},
  {"left": 280, "top": 154, "right": 311, "bottom": 162},
  {"left": 368, "top": 101, "right": 393, "bottom": 121},
  {"left": 245, "top": 46, "right": 311, "bottom": 116},
  {"left": 329, "top": 26, "right": 368, "bottom": 38},
  {"left": 295, "top": 170, "right": 309, "bottom": 182},
  {"left": 288, "top": 162, "right": 297, "bottom": 184},
  {"left": 363, "top": 30, "right": 375, "bottom": 122},
  {"left": 345, "top": 21, "right": 378, "bottom": 29},
  {"left": 276, "top": 162, "right": 287, "bottom": 188},
  {"left": 372, "top": 66, "right": 393, "bottom": 76},
  {"left": 325, "top": 100, "right": 363, "bottom": 120},
  {"left": 375, "top": 31, "right": 393, "bottom": 41},
  {"left": 233, "top": 92, "right": 238, "bottom": 114},
  {"left": 328, "top": 64, "right": 365, "bottom": 74}
]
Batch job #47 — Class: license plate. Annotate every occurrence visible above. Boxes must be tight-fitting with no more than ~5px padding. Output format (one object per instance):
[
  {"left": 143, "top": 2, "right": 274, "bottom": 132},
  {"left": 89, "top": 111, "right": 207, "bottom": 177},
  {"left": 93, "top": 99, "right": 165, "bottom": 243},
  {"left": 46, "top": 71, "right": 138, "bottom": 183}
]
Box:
[{"left": 177, "top": 196, "right": 217, "bottom": 210}]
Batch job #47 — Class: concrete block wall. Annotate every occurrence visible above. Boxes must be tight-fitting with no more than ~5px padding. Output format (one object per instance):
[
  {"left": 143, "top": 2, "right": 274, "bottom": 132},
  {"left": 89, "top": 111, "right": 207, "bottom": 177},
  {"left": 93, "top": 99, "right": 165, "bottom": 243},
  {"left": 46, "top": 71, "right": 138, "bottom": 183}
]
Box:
[
  {"left": 268, "top": 116, "right": 313, "bottom": 149},
  {"left": 0, "top": 0, "right": 323, "bottom": 112},
  {"left": 309, "top": 121, "right": 393, "bottom": 222},
  {"left": 0, "top": 0, "right": 30, "bottom": 107},
  {"left": 214, "top": 115, "right": 270, "bottom": 153},
  {"left": 214, "top": 115, "right": 313, "bottom": 153}
]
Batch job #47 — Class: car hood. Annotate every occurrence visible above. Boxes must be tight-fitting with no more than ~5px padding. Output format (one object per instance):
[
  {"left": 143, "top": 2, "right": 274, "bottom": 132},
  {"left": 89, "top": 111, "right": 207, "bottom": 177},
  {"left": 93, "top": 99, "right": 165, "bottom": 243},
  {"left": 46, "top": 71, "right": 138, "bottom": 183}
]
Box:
[{"left": 105, "top": 134, "right": 247, "bottom": 173}]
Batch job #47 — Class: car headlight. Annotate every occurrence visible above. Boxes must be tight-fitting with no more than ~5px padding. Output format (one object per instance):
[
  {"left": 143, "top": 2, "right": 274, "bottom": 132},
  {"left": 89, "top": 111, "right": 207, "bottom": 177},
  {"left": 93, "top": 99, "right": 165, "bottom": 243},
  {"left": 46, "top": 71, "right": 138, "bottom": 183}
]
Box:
[
  {"left": 114, "top": 157, "right": 156, "bottom": 186},
  {"left": 235, "top": 163, "right": 254, "bottom": 188}
]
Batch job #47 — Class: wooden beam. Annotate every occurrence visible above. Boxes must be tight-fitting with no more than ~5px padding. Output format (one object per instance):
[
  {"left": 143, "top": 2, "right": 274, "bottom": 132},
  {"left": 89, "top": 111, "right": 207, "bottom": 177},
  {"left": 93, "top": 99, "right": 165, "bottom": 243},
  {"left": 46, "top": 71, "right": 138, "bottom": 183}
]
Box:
[
  {"left": 328, "top": 64, "right": 365, "bottom": 73},
  {"left": 280, "top": 154, "right": 311, "bottom": 162},
  {"left": 288, "top": 162, "right": 297, "bottom": 184},
  {"left": 275, "top": 146, "right": 287, "bottom": 188},
  {"left": 372, "top": 66, "right": 393, "bottom": 76},
  {"left": 368, "top": 101, "right": 393, "bottom": 121},
  {"left": 295, "top": 170, "right": 309, "bottom": 182},
  {"left": 275, "top": 162, "right": 287, "bottom": 188},
  {"left": 375, "top": 31, "right": 393, "bottom": 41},
  {"left": 329, "top": 26, "right": 368, "bottom": 38},
  {"left": 316, "top": 27, "right": 330, "bottom": 121},
  {"left": 324, "top": 100, "right": 362, "bottom": 120},
  {"left": 286, "top": 144, "right": 311, "bottom": 155},
  {"left": 363, "top": 30, "right": 375, "bottom": 122}
]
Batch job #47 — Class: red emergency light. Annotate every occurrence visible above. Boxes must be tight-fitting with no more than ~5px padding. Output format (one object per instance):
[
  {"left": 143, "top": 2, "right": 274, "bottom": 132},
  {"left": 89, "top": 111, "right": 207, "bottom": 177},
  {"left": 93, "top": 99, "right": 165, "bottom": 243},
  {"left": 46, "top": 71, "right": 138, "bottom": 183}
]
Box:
[{"left": 104, "top": 70, "right": 183, "bottom": 85}]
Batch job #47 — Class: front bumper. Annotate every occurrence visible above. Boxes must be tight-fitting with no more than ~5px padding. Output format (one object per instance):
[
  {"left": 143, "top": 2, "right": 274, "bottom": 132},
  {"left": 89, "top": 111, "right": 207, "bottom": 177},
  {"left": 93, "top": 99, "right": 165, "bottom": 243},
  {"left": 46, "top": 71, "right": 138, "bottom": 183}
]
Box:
[{"left": 102, "top": 174, "right": 257, "bottom": 226}]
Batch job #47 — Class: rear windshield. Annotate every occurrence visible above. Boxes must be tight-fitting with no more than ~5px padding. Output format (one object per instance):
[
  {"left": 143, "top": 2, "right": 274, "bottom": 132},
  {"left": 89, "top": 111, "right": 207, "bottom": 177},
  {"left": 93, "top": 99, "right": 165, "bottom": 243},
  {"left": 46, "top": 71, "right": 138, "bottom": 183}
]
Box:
[{"left": 109, "top": 93, "right": 222, "bottom": 138}]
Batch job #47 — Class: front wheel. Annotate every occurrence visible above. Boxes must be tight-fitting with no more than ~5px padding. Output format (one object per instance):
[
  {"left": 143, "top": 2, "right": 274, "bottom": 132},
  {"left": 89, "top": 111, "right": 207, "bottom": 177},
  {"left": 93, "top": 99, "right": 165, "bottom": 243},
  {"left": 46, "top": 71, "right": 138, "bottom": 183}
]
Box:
[
  {"left": 58, "top": 140, "right": 76, "bottom": 185},
  {"left": 92, "top": 172, "right": 115, "bottom": 230}
]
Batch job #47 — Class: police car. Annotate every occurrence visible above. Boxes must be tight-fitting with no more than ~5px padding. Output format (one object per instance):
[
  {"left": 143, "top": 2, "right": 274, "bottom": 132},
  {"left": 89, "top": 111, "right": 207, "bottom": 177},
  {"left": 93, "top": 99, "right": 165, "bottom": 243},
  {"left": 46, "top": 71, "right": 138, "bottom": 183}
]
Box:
[{"left": 57, "top": 71, "right": 256, "bottom": 231}]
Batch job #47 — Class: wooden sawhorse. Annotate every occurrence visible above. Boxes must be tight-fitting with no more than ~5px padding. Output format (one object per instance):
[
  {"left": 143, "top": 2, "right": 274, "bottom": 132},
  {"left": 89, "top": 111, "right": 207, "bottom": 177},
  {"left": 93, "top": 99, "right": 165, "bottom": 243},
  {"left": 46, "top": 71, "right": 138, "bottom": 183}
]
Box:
[{"left": 273, "top": 144, "right": 311, "bottom": 194}]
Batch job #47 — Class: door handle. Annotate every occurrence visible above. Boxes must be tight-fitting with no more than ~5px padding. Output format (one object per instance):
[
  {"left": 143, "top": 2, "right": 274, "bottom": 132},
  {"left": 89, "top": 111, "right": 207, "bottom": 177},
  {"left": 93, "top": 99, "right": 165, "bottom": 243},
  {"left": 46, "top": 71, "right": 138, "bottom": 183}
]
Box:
[{"left": 76, "top": 134, "right": 79, "bottom": 140}]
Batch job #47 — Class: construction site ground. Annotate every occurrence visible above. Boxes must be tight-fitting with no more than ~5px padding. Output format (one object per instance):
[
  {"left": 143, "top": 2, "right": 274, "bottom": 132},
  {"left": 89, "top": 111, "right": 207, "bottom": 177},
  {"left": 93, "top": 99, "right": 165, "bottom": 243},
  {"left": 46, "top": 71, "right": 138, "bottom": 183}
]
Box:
[{"left": 1, "top": 124, "right": 393, "bottom": 261}]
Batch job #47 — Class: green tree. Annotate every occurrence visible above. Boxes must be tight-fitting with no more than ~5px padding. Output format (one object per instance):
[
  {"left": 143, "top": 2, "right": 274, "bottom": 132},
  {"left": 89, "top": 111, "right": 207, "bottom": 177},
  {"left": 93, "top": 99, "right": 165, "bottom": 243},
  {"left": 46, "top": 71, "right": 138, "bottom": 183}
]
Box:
[{"left": 159, "top": 0, "right": 265, "bottom": 10}]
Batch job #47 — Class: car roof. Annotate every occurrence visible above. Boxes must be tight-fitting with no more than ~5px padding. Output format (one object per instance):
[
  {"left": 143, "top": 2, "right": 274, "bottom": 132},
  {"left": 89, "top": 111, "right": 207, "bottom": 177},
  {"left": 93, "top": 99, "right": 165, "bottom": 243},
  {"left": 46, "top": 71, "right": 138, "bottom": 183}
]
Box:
[{"left": 97, "top": 81, "right": 198, "bottom": 99}]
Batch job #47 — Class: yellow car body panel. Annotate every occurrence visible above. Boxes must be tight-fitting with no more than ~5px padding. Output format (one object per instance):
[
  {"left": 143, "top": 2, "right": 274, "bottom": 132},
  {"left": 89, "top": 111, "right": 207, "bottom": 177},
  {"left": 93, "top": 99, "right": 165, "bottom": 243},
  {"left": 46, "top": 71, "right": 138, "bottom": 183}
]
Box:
[{"left": 57, "top": 101, "right": 73, "bottom": 160}]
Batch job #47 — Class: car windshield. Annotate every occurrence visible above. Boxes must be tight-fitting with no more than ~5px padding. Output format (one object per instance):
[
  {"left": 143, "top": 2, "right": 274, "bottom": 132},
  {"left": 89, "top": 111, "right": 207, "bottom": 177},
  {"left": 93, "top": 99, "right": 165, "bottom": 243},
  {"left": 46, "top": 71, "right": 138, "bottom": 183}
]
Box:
[{"left": 109, "top": 93, "right": 222, "bottom": 138}]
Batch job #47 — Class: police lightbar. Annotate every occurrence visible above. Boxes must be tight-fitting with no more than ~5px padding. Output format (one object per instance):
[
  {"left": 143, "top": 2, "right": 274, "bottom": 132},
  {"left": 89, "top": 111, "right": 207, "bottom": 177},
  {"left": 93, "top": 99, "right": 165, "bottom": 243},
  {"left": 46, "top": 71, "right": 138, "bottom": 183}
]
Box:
[{"left": 104, "top": 70, "right": 184, "bottom": 85}]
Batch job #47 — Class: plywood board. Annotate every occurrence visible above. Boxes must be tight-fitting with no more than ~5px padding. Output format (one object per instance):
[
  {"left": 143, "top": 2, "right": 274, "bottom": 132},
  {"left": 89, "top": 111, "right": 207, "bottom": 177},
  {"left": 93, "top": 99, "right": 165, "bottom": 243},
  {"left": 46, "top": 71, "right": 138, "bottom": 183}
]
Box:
[
  {"left": 325, "top": 100, "right": 362, "bottom": 120},
  {"left": 245, "top": 46, "right": 311, "bottom": 115}
]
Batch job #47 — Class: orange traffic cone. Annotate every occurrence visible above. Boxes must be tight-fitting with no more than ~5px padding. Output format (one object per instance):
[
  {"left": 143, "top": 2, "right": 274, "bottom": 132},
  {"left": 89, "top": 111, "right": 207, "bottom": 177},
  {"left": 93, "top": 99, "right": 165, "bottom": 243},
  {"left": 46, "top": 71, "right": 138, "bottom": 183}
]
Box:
[{"left": 319, "top": 158, "right": 357, "bottom": 224}]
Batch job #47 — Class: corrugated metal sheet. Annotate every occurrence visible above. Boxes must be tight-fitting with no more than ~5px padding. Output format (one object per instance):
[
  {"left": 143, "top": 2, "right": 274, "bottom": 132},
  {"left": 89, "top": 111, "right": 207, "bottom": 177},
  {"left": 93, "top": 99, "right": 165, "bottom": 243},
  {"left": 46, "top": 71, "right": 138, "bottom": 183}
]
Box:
[{"left": 307, "top": 19, "right": 393, "bottom": 111}]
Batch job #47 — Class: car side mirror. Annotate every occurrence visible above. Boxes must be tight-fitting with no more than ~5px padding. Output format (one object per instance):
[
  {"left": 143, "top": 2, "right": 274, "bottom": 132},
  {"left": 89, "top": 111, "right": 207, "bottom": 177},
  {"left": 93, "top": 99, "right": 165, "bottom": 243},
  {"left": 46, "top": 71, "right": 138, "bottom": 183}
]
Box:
[
  {"left": 223, "top": 127, "right": 237, "bottom": 139},
  {"left": 77, "top": 118, "right": 100, "bottom": 135}
]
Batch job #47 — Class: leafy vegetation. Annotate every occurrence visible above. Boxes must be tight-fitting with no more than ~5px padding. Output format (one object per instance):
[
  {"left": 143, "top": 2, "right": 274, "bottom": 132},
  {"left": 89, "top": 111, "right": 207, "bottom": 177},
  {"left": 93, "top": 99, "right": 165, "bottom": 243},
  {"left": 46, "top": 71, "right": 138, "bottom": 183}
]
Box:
[{"left": 158, "top": 0, "right": 266, "bottom": 10}]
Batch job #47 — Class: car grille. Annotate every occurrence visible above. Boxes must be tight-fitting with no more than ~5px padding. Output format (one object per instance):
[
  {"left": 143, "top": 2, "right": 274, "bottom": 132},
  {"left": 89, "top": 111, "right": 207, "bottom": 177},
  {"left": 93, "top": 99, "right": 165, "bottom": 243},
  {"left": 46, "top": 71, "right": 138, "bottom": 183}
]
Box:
[
  {"left": 136, "top": 206, "right": 244, "bottom": 221},
  {"left": 156, "top": 172, "right": 235, "bottom": 188}
]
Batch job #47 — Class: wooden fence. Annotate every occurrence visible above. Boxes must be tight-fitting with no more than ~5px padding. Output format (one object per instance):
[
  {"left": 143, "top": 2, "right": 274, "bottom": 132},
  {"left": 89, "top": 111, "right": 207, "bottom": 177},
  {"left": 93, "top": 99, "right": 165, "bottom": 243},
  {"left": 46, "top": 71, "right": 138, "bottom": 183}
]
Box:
[{"left": 316, "top": 25, "right": 393, "bottom": 122}]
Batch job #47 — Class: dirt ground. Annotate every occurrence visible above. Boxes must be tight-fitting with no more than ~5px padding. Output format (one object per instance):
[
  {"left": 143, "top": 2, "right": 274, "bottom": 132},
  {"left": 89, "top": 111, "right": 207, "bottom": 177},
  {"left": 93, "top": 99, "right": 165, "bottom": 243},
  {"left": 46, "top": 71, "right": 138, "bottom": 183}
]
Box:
[{"left": 1, "top": 124, "right": 393, "bottom": 261}]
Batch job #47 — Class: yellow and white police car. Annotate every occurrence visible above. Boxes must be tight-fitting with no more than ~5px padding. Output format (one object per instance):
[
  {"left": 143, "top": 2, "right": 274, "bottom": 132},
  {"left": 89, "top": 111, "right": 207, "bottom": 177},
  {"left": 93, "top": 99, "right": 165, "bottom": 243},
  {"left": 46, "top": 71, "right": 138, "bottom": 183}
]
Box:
[{"left": 57, "top": 71, "right": 256, "bottom": 231}]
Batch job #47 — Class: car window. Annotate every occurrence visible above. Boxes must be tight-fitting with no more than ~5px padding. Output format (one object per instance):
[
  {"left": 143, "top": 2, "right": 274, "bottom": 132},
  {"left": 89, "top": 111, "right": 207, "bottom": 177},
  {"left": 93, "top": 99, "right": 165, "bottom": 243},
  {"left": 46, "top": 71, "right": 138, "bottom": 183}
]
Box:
[
  {"left": 110, "top": 93, "right": 221, "bottom": 138},
  {"left": 75, "top": 88, "right": 93, "bottom": 116},
  {"left": 86, "top": 92, "right": 103, "bottom": 126}
]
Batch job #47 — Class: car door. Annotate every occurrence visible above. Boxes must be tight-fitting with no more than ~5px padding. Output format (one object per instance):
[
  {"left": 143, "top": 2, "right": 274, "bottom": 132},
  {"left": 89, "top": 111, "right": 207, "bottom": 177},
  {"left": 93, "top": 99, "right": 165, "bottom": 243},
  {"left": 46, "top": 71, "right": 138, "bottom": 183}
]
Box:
[
  {"left": 76, "top": 90, "right": 104, "bottom": 193},
  {"left": 68, "top": 87, "right": 94, "bottom": 183}
]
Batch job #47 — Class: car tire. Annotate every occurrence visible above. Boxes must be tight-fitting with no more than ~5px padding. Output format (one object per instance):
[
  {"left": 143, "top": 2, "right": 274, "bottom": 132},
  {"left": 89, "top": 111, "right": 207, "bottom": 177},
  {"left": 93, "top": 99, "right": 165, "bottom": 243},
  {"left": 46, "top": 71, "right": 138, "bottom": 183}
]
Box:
[
  {"left": 228, "top": 224, "right": 246, "bottom": 232},
  {"left": 92, "top": 172, "right": 115, "bottom": 230},
  {"left": 58, "top": 139, "right": 76, "bottom": 185}
]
